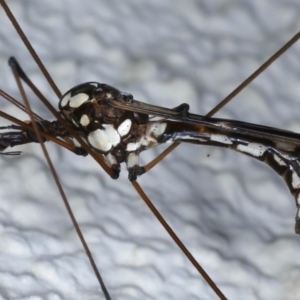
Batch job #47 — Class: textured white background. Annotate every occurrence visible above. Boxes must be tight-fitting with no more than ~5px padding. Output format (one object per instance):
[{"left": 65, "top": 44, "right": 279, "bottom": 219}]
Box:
[{"left": 0, "top": 0, "right": 300, "bottom": 299}]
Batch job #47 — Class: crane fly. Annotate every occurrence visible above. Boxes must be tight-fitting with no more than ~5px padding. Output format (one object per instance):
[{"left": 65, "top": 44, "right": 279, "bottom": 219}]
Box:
[{"left": 0, "top": 1, "right": 300, "bottom": 299}]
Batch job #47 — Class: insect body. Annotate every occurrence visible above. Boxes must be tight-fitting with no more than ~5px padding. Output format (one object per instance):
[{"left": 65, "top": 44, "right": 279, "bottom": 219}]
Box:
[
  {"left": 2, "top": 78, "right": 300, "bottom": 236},
  {"left": 59, "top": 82, "right": 150, "bottom": 180}
]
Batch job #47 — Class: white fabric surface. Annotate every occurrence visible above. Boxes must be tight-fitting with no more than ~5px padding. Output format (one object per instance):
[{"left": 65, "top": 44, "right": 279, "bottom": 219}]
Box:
[{"left": 0, "top": 0, "right": 299, "bottom": 299}]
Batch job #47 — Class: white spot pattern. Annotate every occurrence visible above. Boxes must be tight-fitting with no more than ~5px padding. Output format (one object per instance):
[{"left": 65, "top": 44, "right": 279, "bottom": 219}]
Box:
[
  {"left": 127, "top": 143, "right": 139, "bottom": 152},
  {"left": 210, "top": 134, "right": 232, "bottom": 145},
  {"left": 118, "top": 119, "right": 132, "bottom": 137},
  {"left": 88, "top": 124, "right": 120, "bottom": 152},
  {"left": 69, "top": 93, "right": 89, "bottom": 108},
  {"left": 80, "top": 114, "right": 90, "bottom": 126},
  {"left": 60, "top": 92, "right": 71, "bottom": 107},
  {"left": 88, "top": 129, "right": 111, "bottom": 152},
  {"left": 102, "top": 124, "right": 120, "bottom": 146},
  {"left": 237, "top": 143, "right": 267, "bottom": 157}
]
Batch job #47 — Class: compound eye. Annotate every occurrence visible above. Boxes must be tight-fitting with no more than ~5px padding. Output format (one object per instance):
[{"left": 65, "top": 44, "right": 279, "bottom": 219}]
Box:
[{"left": 121, "top": 92, "right": 133, "bottom": 102}]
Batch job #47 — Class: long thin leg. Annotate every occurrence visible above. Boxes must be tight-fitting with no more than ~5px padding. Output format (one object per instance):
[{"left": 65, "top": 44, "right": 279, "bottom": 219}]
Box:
[
  {"left": 8, "top": 46, "right": 227, "bottom": 299},
  {"left": 132, "top": 180, "right": 227, "bottom": 300},
  {"left": 0, "top": 88, "right": 42, "bottom": 121},
  {"left": 0, "top": 0, "right": 61, "bottom": 99},
  {"left": 4, "top": 0, "right": 298, "bottom": 298},
  {"left": 10, "top": 49, "right": 112, "bottom": 300},
  {"left": 1, "top": 0, "right": 224, "bottom": 299},
  {"left": 1, "top": 2, "right": 226, "bottom": 298}
]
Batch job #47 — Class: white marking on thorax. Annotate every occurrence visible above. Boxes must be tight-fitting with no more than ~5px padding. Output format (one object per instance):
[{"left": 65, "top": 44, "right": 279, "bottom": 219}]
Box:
[
  {"left": 127, "top": 142, "right": 139, "bottom": 152},
  {"left": 88, "top": 124, "right": 120, "bottom": 152},
  {"left": 237, "top": 143, "right": 267, "bottom": 157},
  {"left": 69, "top": 93, "right": 89, "bottom": 108},
  {"left": 106, "top": 93, "right": 112, "bottom": 99},
  {"left": 103, "top": 124, "right": 120, "bottom": 146},
  {"left": 210, "top": 134, "right": 232, "bottom": 145},
  {"left": 60, "top": 92, "right": 71, "bottom": 107},
  {"left": 80, "top": 114, "right": 90, "bottom": 126},
  {"left": 126, "top": 122, "right": 167, "bottom": 152},
  {"left": 118, "top": 119, "right": 132, "bottom": 137},
  {"left": 90, "top": 82, "right": 98, "bottom": 87},
  {"left": 273, "top": 154, "right": 287, "bottom": 166},
  {"left": 292, "top": 172, "right": 300, "bottom": 189}
]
